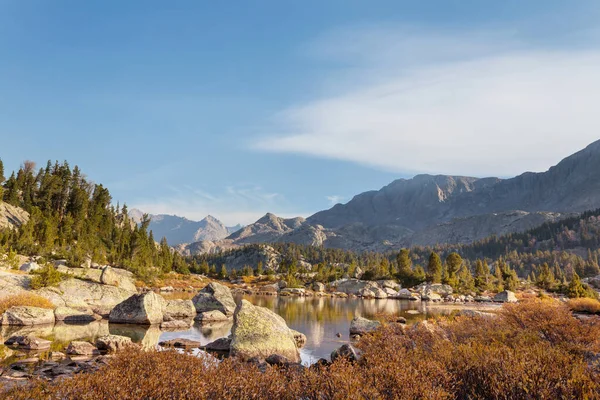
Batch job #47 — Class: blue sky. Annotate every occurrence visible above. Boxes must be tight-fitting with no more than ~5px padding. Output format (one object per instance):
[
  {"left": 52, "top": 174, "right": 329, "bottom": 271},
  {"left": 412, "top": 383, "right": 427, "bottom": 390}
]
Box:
[{"left": 1, "top": 1, "right": 600, "bottom": 225}]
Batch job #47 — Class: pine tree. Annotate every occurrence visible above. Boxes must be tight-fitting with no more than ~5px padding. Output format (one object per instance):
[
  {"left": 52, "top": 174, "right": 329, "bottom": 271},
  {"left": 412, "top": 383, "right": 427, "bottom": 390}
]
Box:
[
  {"left": 494, "top": 264, "right": 504, "bottom": 291},
  {"left": 445, "top": 253, "right": 463, "bottom": 287},
  {"left": 219, "top": 264, "right": 228, "bottom": 279},
  {"left": 567, "top": 272, "right": 587, "bottom": 298},
  {"left": 427, "top": 252, "right": 443, "bottom": 283},
  {"left": 396, "top": 249, "right": 413, "bottom": 285},
  {"left": 474, "top": 259, "right": 490, "bottom": 292}
]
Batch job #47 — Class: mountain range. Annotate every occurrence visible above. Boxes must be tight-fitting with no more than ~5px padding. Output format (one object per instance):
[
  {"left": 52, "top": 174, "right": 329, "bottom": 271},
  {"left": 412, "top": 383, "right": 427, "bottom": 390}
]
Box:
[
  {"left": 129, "top": 210, "right": 242, "bottom": 245},
  {"left": 176, "top": 139, "right": 600, "bottom": 255}
]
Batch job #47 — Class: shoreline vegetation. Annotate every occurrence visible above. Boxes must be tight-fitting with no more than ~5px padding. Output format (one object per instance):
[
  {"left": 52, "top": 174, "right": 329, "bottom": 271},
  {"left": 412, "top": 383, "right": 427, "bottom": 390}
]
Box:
[{"left": 2, "top": 299, "right": 599, "bottom": 399}]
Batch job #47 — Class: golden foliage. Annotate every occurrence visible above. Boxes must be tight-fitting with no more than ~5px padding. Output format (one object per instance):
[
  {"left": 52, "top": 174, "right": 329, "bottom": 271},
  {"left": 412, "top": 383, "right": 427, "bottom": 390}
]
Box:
[
  {"left": 568, "top": 297, "right": 600, "bottom": 314},
  {"left": 0, "top": 293, "right": 55, "bottom": 314}
]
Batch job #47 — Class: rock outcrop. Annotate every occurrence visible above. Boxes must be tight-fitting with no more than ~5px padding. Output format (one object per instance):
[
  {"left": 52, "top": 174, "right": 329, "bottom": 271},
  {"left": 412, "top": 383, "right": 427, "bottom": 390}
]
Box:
[
  {"left": 0, "top": 202, "right": 29, "bottom": 230},
  {"left": 192, "top": 282, "right": 236, "bottom": 316},
  {"left": 109, "top": 292, "right": 164, "bottom": 325},
  {"left": 162, "top": 300, "right": 196, "bottom": 321},
  {"left": 35, "top": 278, "right": 134, "bottom": 316},
  {"left": 230, "top": 299, "right": 301, "bottom": 362},
  {"left": 494, "top": 290, "right": 518, "bottom": 303},
  {"left": 1, "top": 306, "right": 55, "bottom": 326},
  {"left": 96, "top": 335, "right": 136, "bottom": 353},
  {"left": 65, "top": 341, "right": 100, "bottom": 356}
]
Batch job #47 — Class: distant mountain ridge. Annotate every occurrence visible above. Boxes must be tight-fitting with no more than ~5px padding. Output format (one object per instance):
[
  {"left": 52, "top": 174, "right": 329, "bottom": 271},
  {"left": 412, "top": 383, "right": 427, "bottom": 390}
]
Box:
[
  {"left": 129, "top": 210, "right": 241, "bottom": 245},
  {"left": 178, "top": 139, "right": 600, "bottom": 254}
]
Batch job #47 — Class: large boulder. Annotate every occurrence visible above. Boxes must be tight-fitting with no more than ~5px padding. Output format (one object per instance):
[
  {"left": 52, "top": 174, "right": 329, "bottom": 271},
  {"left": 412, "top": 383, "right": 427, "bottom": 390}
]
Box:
[
  {"left": 494, "top": 290, "right": 518, "bottom": 303},
  {"left": 414, "top": 283, "right": 453, "bottom": 298},
  {"left": 109, "top": 292, "right": 164, "bottom": 325},
  {"left": 192, "top": 282, "right": 236, "bottom": 316},
  {"left": 1, "top": 306, "right": 55, "bottom": 326},
  {"left": 349, "top": 317, "right": 381, "bottom": 336},
  {"left": 35, "top": 278, "right": 134, "bottom": 316},
  {"left": 100, "top": 266, "right": 137, "bottom": 292},
  {"left": 230, "top": 299, "right": 300, "bottom": 362},
  {"left": 162, "top": 300, "right": 196, "bottom": 321}
]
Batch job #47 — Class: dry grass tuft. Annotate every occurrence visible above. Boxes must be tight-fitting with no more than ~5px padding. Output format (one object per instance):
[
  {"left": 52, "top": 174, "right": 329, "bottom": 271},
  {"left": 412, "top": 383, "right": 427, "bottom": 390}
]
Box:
[
  {"left": 568, "top": 297, "right": 600, "bottom": 314},
  {"left": 0, "top": 293, "right": 55, "bottom": 314},
  {"left": 2, "top": 300, "right": 599, "bottom": 399}
]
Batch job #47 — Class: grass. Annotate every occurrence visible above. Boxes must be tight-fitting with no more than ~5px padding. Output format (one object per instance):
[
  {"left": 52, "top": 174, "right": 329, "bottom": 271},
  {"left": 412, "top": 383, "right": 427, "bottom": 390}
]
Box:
[
  {"left": 0, "top": 292, "right": 55, "bottom": 314},
  {"left": 2, "top": 299, "right": 599, "bottom": 399},
  {"left": 568, "top": 297, "right": 600, "bottom": 314}
]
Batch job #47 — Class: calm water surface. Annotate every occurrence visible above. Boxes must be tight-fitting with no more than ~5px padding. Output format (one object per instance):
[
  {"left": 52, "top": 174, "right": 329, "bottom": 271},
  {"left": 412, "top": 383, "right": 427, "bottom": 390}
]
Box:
[{"left": 1, "top": 295, "right": 471, "bottom": 365}]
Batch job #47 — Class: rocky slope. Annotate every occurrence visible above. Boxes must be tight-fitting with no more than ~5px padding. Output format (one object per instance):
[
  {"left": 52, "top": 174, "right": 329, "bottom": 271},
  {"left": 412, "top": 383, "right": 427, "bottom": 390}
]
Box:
[
  {"left": 180, "top": 139, "right": 600, "bottom": 254},
  {"left": 0, "top": 201, "right": 29, "bottom": 230},
  {"left": 130, "top": 210, "right": 241, "bottom": 245}
]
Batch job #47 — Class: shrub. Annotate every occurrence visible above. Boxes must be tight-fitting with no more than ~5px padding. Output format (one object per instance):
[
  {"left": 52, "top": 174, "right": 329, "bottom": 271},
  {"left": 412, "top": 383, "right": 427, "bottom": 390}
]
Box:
[
  {"left": 29, "top": 265, "right": 64, "bottom": 290},
  {"left": 568, "top": 297, "right": 600, "bottom": 314},
  {"left": 0, "top": 293, "right": 55, "bottom": 314}
]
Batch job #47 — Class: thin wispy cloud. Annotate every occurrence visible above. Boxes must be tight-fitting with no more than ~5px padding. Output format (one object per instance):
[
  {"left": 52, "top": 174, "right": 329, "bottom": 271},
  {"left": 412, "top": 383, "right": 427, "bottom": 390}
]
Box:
[
  {"left": 326, "top": 195, "right": 344, "bottom": 206},
  {"left": 255, "top": 27, "right": 600, "bottom": 177}
]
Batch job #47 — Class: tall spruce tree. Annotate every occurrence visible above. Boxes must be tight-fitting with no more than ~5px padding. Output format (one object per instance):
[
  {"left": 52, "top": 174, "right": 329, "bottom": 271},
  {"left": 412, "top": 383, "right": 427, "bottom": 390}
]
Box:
[{"left": 427, "top": 252, "right": 443, "bottom": 283}]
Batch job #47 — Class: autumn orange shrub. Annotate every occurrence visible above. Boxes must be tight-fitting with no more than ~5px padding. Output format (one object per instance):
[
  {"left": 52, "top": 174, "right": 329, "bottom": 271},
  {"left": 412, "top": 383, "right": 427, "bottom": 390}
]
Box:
[
  {"left": 568, "top": 297, "right": 600, "bottom": 314},
  {"left": 0, "top": 293, "right": 55, "bottom": 314},
  {"left": 3, "top": 300, "right": 599, "bottom": 399}
]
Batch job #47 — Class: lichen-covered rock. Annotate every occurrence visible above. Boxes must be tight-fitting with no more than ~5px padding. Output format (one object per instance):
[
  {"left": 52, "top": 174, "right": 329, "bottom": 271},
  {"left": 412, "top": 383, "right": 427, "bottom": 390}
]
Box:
[
  {"left": 100, "top": 266, "right": 137, "bottom": 292},
  {"left": 96, "top": 335, "right": 136, "bottom": 353},
  {"left": 230, "top": 299, "right": 300, "bottom": 362},
  {"left": 162, "top": 299, "right": 196, "bottom": 321},
  {"left": 195, "top": 310, "right": 229, "bottom": 322},
  {"left": 65, "top": 341, "right": 99, "bottom": 356},
  {"left": 54, "top": 307, "right": 98, "bottom": 323},
  {"left": 108, "top": 292, "right": 164, "bottom": 325},
  {"left": 494, "top": 290, "right": 518, "bottom": 303},
  {"left": 35, "top": 278, "right": 134, "bottom": 316},
  {"left": 1, "top": 306, "right": 55, "bottom": 326},
  {"left": 349, "top": 317, "right": 381, "bottom": 336},
  {"left": 192, "top": 282, "right": 236, "bottom": 316}
]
